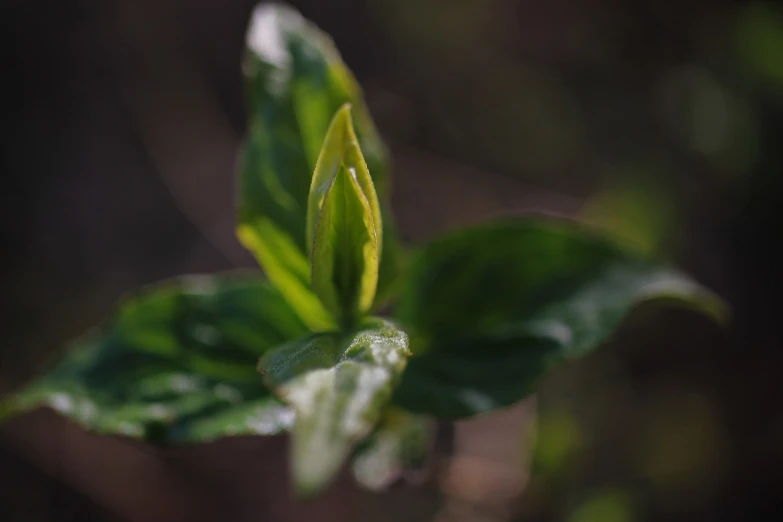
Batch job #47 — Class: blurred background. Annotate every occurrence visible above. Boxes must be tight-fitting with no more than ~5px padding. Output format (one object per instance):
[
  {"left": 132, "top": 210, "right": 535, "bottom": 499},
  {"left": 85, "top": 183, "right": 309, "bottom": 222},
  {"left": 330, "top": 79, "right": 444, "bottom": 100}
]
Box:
[{"left": 1, "top": 0, "right": 782, "bottom": 521}]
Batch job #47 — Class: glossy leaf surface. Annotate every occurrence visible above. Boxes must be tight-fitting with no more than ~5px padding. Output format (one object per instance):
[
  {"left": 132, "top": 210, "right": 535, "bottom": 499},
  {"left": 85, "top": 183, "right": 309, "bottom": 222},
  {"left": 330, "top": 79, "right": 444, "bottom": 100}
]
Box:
[
  {"left": 394, "top": 218, "right": 726, "bottom": 419},
  {"left": 259, "top": 318, "right": 410, "bottom": 495},
  {"left": 238, "top": 4, "right": 401, "bottom": 328},
  {"left": 1, "top": 274, "right": 306, "bottom": 442}
]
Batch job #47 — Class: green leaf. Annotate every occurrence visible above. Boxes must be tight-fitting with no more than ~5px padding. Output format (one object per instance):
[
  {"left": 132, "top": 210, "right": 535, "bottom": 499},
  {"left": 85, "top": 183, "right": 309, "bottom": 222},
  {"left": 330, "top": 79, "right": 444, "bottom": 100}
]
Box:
[
  {"left": 351, "top": 408, "right": 431, "bottom": 491},
  {"left": 237, "top": 220, "right": 333, "bottom": 331},
  {"left": 393, "top": 218, "right": 727, "bottom": 419},
  {"left": 259, "top": 318, "right": 411, "bottom": 496},
  {"left": 309, "top": 105, "right": 381, "bottom": 323},
  {"left": 307, "top": 105, "right": 383, "bottom": 258},
  {"left": 238, "top": 4, "right": 402, "bottom": 327},
  {"left": 1, "top": 274, "right": 306, "bottom": 442}
]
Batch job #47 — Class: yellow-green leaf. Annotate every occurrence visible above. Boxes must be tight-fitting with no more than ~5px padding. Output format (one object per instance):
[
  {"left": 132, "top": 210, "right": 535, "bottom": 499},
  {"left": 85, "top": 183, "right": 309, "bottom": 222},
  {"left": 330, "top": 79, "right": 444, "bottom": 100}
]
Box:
[
  {"left": 238, "top": 5, "right": 402, "bottom": 325},
  {"left": 307, "top": 104, "right": 383, "bottom": 260},
  {"left": 308, "top": 106, "right": 381, "bottom": 323},
  {"left": 237, "top": 219, "right": 333, "bottom": 330}
]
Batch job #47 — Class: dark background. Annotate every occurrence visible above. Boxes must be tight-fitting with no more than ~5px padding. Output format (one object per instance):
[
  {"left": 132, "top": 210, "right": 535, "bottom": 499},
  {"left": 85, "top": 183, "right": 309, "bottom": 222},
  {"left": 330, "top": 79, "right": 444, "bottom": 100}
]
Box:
[{"left": 1, "top": 0, "right": 781, "bottom": 521}]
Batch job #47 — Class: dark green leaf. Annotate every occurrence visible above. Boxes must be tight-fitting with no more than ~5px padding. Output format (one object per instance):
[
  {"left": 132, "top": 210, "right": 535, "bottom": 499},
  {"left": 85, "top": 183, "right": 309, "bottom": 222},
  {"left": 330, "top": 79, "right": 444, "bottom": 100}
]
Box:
[
  {"left": 393, "top": 218, "right": 727, "bottom": 419},
  {"left": 238, "top": 4, "right": 402, "bottom": 327},
  {"left": 259, "top": 318, "right": 411, "bottom": 495},
  {"left": 1, "top": 274, "right": 306, "bottom": 442},
  {"left": 309, "top": 105, "right": 381, "bottom": 323},
  {"left": 351, "top": 408, "right": 431, "bottom": 491}
]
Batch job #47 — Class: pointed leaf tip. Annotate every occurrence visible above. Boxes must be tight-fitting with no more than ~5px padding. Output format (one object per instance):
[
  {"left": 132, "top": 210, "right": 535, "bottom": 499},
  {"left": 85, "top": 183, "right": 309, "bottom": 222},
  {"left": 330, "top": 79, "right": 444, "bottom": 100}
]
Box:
[
  {"left": 238, "top": 5, "right": 400, "bottom": 326},
  {"left": 307, "top": 106, "right": 382, "bottom": 325}
]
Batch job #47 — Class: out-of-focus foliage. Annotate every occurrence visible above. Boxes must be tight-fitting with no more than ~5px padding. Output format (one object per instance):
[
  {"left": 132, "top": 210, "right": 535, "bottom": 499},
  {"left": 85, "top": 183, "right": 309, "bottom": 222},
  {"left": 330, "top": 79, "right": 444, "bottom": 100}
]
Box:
[
  {"left": 393, "top": 219, "right": 725, "bottom": 418},
  {"left": 567, "top": 489, "right": 635, "bottom": 522},
  {"left": 238, "top": 3, "right": 401, "bottom": 331},
  {"left": 0, "top": 274, "right": 305, "bottom": 442},
  {"left": 1, "top": 1, "right": 729, "bottom": 502},
  {"left": 351, "top": 407, "right": 431, "bottom": 491},
  {"left": 736, "top": 3, "right": 783, "bottom": 89},
  {"left": 259, "top": 319, "right": 410, "bottom": 495}
]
